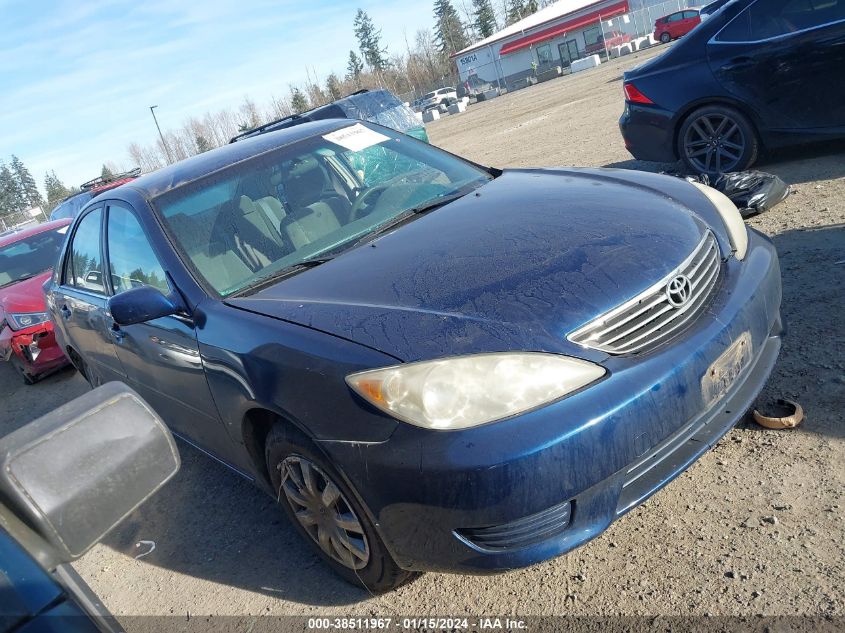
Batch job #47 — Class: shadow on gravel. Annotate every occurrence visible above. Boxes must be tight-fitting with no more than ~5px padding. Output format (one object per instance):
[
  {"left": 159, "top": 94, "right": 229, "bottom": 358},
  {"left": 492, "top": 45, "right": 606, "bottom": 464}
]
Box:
[
  {"left": 100, "top": 441, "right": 373, "bottom": 607},
  {"left": 0, "top": 364, "right": 379, "bottom": 606},
  {"left": 603, "top": 139, "right": 845, "bottom": 183},
  {"left": 746, "top": 223, "right": 845, "bottom": 440}
]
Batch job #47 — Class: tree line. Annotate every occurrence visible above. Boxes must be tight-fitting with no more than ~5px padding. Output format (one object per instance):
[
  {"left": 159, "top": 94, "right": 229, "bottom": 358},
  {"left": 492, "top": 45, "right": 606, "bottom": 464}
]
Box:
[{"left": 8, "top": 1, "right": 553, "bottom": 217}]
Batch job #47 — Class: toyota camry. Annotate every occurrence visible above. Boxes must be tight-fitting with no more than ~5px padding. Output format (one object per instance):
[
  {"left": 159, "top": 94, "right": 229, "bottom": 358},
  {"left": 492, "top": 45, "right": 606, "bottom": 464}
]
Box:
[{"left": 45, "top": 120, "right": 782, "bottom": 592}]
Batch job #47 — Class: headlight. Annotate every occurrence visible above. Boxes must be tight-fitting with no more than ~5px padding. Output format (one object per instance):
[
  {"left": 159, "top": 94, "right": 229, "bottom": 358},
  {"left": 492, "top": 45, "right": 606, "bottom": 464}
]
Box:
[
  {"left": 346, "top": 352, "right": 606, "bottom": 430},
  {"left": 690, "top": 181, "right": 748, "bottom": 260},
  {"left": 8, "top": 312, "right": 50, "bottom": 330}
]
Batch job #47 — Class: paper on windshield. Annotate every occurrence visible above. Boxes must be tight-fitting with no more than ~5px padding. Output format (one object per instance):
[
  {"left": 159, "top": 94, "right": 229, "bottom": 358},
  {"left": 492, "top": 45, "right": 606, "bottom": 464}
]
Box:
[{"left": 323, "top": 124, "right": 390, "bottom": 152}]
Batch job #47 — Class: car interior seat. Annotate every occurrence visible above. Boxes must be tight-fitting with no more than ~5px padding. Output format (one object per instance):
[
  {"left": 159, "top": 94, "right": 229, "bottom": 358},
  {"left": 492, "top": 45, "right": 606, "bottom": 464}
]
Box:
[{"left": 277, "top": 158, "right": 345, "bottom": 249}]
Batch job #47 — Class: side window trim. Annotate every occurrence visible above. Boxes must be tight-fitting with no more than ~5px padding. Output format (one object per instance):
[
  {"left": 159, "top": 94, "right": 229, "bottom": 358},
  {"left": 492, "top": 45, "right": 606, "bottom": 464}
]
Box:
[
  {"left": 711, "top": 0, "right": 845, "bottom": 44},
  {"left": 60, "top": 205, "right": 106, "bottom": 298}
]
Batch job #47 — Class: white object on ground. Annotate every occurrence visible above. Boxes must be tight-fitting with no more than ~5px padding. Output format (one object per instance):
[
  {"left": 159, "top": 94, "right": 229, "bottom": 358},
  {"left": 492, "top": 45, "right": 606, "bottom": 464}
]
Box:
[
  {"left": 570, "top": 55, "right": 601, "bottom": 73},
  {"left": 422, "top": 109, "right": 440, "bottom": 123},
  {"left": 134, "top": 540, "right": 156, "bottom": 560},
  {"left": 447, "top": 101, "right": 467, "bottom": 114}
]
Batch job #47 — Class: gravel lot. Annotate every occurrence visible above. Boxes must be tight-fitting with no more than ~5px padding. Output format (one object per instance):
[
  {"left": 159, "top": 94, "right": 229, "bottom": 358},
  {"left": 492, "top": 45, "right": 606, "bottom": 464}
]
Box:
[{"left": 1, "top": 45, "right": 843, "bottom": 628}]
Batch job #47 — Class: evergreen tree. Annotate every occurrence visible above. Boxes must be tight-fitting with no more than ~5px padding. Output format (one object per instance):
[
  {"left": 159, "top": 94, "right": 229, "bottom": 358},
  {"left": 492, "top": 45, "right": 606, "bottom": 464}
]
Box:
[
  {"left": 325, "top": 73, "right": 343, "bottom": 100},
  {"left": 44, "top": 171, "right": 72, "bottom": 211},
  {"left": 10, "top": 155, "right": 43, "bottom": 210},
  {"left": 0, "top": 162, "right": 24, "bottom": 221},
  {"left": 101, "top": 164, "right": 115, "bottom": 180},
  {"left": 506, "top": 0, "right": 525, "bottom": 25},
  {"left": 346, "top": 50, "right": 364, "bottom": 81},
  {"left": 353, "top": 9, "right": 389, "bottom": 72},
  {"left": 195, "top": 135, "right": 212, "bottom": 153},
  {"left": 433, "top": 0, "right": 468, "bottom": 55},
  {"left": 472, "top": 0, "right": 497, "bottom": 38},
  {"left": 290, "top": 88, "right": 310, "bottom": 114},
  {"left": 525, "top": 0, "right": 539, "bottom": 14}
]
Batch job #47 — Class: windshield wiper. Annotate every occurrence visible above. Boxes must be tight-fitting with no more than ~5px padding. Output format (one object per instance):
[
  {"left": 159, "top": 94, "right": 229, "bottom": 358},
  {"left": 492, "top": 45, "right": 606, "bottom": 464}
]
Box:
[
  {"left": 353, "top": 190, "right": 471, "bottom": 248},
  {"left": 233, "top": 256, "right": 334, "bottom": 296},
  {"left": 0, "top": 274, "right": 37, "bottom": 288}
]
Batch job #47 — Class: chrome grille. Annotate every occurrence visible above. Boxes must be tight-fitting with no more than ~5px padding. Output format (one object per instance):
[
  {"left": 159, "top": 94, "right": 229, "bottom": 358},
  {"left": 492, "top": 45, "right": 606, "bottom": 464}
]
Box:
[{"left": 568, "top": 231, "right": 721, "bottom": 355}]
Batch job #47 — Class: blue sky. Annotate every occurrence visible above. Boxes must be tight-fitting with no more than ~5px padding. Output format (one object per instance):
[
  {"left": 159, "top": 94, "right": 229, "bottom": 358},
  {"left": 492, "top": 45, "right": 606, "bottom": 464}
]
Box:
[{"left": 0, "top": 0, "right": 437, "bottom": 192}]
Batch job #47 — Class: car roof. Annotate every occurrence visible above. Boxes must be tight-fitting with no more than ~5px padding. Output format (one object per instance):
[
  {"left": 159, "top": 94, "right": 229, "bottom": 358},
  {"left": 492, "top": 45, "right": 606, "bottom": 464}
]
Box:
[
  {"left": 0, "top": 219, "right": 71, "bottom": 248},
  {"left": 125, "top": 118, "right": 353, "bottom": 200}
]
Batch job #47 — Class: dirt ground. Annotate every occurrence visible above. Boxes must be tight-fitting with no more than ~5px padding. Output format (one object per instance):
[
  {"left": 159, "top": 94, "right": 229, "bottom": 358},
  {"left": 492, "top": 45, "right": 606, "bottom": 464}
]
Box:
[{"left": 1, "top": 45, "right": 843, "bottom": 627}]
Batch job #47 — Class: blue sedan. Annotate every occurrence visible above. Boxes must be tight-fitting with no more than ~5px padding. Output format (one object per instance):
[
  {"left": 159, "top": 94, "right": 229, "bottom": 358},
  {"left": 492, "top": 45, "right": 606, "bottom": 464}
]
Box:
[{"left": 45, "top": 120, "right": 782, "bottom": 592}]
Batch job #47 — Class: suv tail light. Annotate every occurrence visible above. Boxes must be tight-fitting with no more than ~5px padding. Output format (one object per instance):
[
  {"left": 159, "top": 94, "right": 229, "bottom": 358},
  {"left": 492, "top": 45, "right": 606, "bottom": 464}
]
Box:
[{"left": 624, "top": 83, "right": 654, "bottom": 105}]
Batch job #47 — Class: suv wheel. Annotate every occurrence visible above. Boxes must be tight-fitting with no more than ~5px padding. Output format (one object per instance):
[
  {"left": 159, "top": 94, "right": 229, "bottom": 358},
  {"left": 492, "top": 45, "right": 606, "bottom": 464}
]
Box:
[
  {"left": 678, "top": 105, "right": 758, "bottom": 175},
  {"left": 265, "top": 424, "right": 419, "bottom": 593}
]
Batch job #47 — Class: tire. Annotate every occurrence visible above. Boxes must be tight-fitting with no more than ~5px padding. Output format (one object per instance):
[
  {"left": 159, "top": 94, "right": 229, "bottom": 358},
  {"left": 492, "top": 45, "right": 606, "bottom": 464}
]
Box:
[
  {"left": 660, "top": 32, "right": 671, "bottom": 44},
  {"left": 677, "top": 105, "right": 758, "bottom": 176},
  {"left": 265, "top": 424, "right": 419, "bottom": 593}
]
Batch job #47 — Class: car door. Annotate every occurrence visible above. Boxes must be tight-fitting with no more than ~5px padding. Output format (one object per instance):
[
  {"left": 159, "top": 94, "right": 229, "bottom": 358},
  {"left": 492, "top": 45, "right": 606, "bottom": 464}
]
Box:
[
  {"left": 52, "top": 206, "right": 124, "bottom": 385},
  {"left": 682, "top": 10, "right": 702, "bottom": 35},
  {"left": 102, "top": 201, "right": 229, "bottom": 453},
  {"left": 666, "top": 12, "right": 683, "bottom": 37},
  {"left": 709, "top": 0, "right": 845, "bottom": 129}
]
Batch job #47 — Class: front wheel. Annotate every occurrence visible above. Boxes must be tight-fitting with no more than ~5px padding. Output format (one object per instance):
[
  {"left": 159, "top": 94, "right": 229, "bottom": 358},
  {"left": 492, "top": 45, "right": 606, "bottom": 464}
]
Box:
[
  {"left": 265, "top": 424, "right": 418, "bottom": 593},
  {"left": 678, "top": 105, "right": 758, "bottom": 175}
]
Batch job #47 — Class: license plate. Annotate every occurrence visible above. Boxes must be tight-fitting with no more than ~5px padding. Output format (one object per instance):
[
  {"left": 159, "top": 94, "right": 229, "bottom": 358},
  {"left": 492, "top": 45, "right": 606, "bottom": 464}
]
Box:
[{"left": 702, "top": 331, "right": 753, "bottom": 406}]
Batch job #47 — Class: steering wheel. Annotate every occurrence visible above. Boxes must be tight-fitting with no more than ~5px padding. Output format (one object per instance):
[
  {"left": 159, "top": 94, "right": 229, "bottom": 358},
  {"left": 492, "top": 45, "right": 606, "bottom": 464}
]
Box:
[{"left": 349, "top": 184, "right": 391, "bottom": 221}]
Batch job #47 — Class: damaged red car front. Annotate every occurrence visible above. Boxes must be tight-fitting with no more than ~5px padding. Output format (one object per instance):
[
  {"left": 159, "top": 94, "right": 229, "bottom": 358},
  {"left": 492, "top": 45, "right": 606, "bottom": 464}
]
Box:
[{"left": 0, "top": 220, "right": 71, "bottom": 384}]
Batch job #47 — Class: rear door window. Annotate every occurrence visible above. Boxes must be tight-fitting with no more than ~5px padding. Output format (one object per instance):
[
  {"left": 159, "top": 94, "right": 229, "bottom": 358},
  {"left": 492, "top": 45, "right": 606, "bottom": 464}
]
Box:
[{"left": 717, "top": 0, "right": 844, "bottom": 41}]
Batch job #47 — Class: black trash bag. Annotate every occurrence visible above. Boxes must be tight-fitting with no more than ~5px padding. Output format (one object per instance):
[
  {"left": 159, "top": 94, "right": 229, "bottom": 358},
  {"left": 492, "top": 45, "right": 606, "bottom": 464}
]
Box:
[{"left": 681, "top": 171, "right": 791, "bottom": 219}]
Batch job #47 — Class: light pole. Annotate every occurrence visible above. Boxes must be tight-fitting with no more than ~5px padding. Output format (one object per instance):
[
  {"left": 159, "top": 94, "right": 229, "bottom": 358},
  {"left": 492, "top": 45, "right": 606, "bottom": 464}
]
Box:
[{"left": 149, "top": 105, "right": 173, "bottom": 164}]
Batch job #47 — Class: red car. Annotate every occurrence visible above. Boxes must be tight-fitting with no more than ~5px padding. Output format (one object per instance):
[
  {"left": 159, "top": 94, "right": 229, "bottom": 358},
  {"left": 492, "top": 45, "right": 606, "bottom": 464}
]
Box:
[
  {"left": 654, "top": 8, "right": 701, "bottom": 44},
  {"left": 585, "top": 30, "right": 632, "bottom": 55},
  {"left": 0, "top": 219, "right": 72, "bottom": 383}
]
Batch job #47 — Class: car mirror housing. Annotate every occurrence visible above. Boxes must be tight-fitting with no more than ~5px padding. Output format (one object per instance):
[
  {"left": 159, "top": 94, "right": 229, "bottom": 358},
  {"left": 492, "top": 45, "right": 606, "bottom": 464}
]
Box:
[
  {"left": 108, "top": 285, "right": 180, "bottom": 326},
  {"left": 0, "top": 383, "right": 180, "bottom": 563}
]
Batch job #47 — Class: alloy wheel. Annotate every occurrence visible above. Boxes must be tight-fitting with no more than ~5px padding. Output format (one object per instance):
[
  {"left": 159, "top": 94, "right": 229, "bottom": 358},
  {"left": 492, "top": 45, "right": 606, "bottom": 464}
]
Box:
[
  {"left": 682, "top": 113, "right": 746, "bottom": 174},
  {"left": 279, "top": 456, "right": 370, "bottom": 570}
]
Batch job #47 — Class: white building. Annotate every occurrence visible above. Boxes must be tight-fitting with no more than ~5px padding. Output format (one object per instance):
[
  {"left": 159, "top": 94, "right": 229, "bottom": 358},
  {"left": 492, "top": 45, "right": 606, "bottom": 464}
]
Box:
[{"left": 452, "top": 0, "right": 690, "bottom": 92}]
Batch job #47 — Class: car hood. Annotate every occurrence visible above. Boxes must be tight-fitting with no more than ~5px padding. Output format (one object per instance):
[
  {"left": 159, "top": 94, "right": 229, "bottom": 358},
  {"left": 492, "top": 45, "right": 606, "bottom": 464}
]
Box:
[
  {"left": 0, "top": 271, "right": 51, "bottom": 318},
  {"left": 227, "top": 168, "right": 708, "bottom": 362}
]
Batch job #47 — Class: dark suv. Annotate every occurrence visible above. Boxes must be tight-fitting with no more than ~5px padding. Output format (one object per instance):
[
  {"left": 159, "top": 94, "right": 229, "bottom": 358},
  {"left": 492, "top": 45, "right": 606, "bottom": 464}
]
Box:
[{"left": 49, "top": 168, "right": 141, "bottom": 221}]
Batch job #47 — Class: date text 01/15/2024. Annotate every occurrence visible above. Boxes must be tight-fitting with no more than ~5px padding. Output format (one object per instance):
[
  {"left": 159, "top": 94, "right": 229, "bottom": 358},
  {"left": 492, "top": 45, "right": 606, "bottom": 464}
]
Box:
[{"left": 306, "top": 617, "right": 528, "bottom": 630}]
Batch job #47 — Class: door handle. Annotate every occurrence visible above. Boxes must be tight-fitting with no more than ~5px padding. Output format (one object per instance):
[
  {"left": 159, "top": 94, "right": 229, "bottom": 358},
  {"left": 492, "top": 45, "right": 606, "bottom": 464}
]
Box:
[
  {"left": 60, "top": 305, "right": 72, "bottom": 320},
  {"left": 109, "top": 325, "right": 125, "bottom": 343},
  {"left": 721, "top": 57, "right": 755, "bottom": 72}
]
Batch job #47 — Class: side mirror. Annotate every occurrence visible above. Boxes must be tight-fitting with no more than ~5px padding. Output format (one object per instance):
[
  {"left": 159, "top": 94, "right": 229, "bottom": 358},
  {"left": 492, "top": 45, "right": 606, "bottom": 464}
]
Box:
[
  {"left": 0, "top": 383, "right": 180, "bottom": 562},
  {"left": 108, "top": 285, "right": 180, "bottom": 326}
]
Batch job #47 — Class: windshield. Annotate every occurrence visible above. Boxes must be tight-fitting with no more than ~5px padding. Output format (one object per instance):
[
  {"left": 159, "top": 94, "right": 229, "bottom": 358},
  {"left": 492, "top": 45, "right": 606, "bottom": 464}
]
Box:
[
  {"left": 155, "top": 122, "right": 492, "bottom": 297},
  {"left": 0, "top": 226, "right": 68, "bottom": 288},
  {"left": 50, "top": 192, "right": 92, "bottom": 221}
]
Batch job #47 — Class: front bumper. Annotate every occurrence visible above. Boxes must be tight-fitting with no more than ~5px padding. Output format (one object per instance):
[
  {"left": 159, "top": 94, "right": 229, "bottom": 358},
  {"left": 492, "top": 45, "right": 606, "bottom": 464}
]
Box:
[
  {"left": 321, "top": 229, "right": 782, "bottom": 573},
  {"left": 619, "top": 102, "right": 678, "bottom": 163},
  {"left": 1, "top": 321, "right": 69, "bottom": 379}
]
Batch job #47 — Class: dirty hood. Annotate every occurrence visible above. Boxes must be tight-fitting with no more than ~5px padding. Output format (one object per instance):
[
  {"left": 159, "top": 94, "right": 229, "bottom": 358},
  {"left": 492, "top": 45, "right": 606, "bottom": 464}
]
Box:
[{"left": 227, "top": 168, "right": 708, "bottom": 362}]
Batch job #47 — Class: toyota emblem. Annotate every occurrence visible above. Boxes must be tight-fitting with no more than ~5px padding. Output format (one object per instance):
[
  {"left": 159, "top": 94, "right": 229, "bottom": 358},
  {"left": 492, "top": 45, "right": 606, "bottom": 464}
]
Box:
[{"left": 665, "top": 274, "right": 693, "bottom": 307}]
